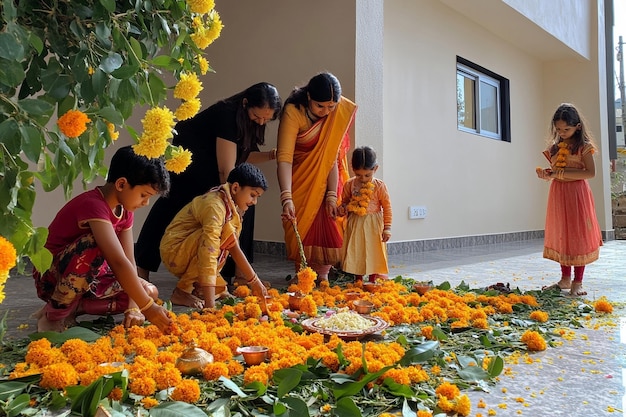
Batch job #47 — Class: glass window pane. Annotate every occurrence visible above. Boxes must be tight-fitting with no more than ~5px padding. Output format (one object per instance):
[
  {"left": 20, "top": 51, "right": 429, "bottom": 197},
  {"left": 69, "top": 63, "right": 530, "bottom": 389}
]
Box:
[
  {"left": 457, "top": 73, "right": 475, "bottom": 129},
  {"left": 479, "top": 81, "right": 498, "bottom": 133}
]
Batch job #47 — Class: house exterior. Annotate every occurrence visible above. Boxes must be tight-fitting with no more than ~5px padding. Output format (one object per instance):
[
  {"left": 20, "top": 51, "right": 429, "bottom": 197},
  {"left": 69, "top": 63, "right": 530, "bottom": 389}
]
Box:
[{"left": 32, "top": 0, "right": 616, "bottom": 254}]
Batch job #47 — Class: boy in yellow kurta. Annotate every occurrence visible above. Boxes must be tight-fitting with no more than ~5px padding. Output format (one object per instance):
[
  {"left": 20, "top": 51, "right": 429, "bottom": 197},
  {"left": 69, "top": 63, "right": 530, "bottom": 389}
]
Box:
[{"left": 160, "top": 163, "right": 268, "bottom": 309}]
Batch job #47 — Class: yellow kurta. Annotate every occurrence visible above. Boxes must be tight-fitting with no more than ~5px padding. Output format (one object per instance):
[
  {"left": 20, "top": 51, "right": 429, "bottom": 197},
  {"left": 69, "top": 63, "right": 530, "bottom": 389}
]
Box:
[{"left": 160, "top": 184, "right": 240, "bottom": 294}]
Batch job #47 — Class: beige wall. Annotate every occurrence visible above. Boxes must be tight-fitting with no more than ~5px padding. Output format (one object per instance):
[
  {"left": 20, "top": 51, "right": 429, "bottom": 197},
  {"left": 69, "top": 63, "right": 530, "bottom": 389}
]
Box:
[{"left": 31, "top": 0, "right": 612, "bottom": 251}]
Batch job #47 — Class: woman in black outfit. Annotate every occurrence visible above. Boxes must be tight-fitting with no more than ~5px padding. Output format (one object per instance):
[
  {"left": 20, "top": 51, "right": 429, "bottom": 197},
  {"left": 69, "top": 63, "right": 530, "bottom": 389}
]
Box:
[{"left": 135, "top": 82, "right": 282, "bottom": 281}]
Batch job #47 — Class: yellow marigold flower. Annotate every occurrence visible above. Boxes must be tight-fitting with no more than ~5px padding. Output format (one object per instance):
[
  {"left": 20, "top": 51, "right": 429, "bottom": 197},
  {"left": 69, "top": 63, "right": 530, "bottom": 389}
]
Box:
[
  {"left": 133, "top": 133, "right": 169, "bottom": 159},
  {"left": 107, "top": 387, "right": 123, "bottom": 401},
  {"left": 141, "top": 106, "right": 175, "bottom": 140},
  {"left": 454, "top": 394, "right": 471, "bottom": 416},
  {"left": 154, "top": 364, "right": 182, "bottom": 390},
  {"left": 197, "top": 55, "right": 209, "bottom": 75},
  {"left": 202, "top": 362, "right": 229, "bottom": 381},
  {"left": 436, "top": 381, "right": 460, "bottom": 400},
  {"left": 299, "top": 295, "right": 317, "bottom": 317},
  {"left": 57, "top": 109, "right": 91, "bottom": 138},
  {"left": 88, "top": 66, "right": 95, "bottom": 75},
  {"left": 594, "top": 297, "right": 613, "bottom": 313},
  {"left": 134, "top": 340, "right": 158, "bottom": 358},
  {"left": 521, "top": 330, "right": 547, "bottom": 351},
  {"left": 129, "top": 376, "right": 157, "bottom": 396},
  {"left": 529, "top": 310, "right": 549, "bottom": 322},
  {"left": 233, "top": 285, "right": 251, "bottom": 298},
  {"left": 417, "top": 411, "right": 433, "bottom": 417},
  {"left": 106, "top": 122, "right": 119, "bottom": 141},
  {"left": 171, "top": 379, "right": 201, "bottom": 403},
  {"left": 187, "top": 0, "right": 214, "bottom": 14},
  {"left": 420, "top": 325, "right": 434, "bottom": 340},
  {"left": 488, "top": 409, "right": 497, "bottom": 415},
  {"left": 175, "top": 98, "right": 202, "bottom": 121},
  {"left": 0, "top": 235, "right": 17, "bottom": 273},
  {"left": 142, "top": 397, "right": 159, "bottom": 409},
  {"left": 40, "top": 363, "right": 79, "bottom": 389},
  {"left": 165, "top": 146, "right": 193, "bottom": 174},
  {"left": 174, "top": 73, "right": 203, "bottom": 101},
  {"left": 478, "top": 399, "right": 487, "bottom": 408},
  {"left": 296, "top": 267, "right": 317, "bottom": 294},
  {"left": 437, "top": 395, "right": 455, "bottom": 412}
]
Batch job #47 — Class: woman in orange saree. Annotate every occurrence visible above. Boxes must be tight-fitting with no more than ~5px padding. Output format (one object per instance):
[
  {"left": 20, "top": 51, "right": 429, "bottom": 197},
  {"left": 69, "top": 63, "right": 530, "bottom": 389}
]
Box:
[{"left": 277, "top": 72, "right": 357, "bottom": 282}]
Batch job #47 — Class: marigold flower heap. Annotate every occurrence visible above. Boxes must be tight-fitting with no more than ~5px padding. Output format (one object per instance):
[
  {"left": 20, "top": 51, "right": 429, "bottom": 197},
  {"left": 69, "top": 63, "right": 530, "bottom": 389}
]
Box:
[{"left": 57, "top": 109, "right": 91, "bottom": 138}]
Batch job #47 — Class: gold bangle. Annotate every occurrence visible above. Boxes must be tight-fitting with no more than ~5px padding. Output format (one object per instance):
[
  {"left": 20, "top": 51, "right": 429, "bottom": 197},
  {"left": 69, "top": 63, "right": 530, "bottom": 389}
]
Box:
[
  {"left": 124, "top": 307, "right": 141, "bottom": 315},
  {"left": 139, "top": 298, "right": 154, "bottom": 313},
  {"left": 246, "top": 274, "right": 259, "bottom": 284},
  {"left": 270, "top": 148, "right": 277, "bottom": 160},
  {"left": 282, "top": 198, "right": 292, "bottom": 208}
]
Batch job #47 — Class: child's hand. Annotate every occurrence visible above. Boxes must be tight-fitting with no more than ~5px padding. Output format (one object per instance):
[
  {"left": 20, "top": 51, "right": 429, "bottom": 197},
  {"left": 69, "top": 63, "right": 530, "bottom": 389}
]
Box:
[
  {"left": 143, "top": 304, "right": 174, "bottom": 334},
  {"left": 382, "top": 229, "right": 391, "bottom": 242},
  {"left": 536, "top": 166, "right": 552, "bottom": 180}
]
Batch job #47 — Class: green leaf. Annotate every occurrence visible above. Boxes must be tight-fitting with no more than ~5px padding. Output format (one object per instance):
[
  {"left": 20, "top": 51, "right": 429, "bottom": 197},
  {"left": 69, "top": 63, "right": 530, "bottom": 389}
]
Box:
[
  {"left": 19, "top": 98, "right": 54, "bottom": 117},
  {"left": 274, "top": 368, "right": 303, "bottom": 398},
  {"left": 1, "top": 0, "right": 17, "bottom": 20},
  {"left": 0, "top": 57, "right": 26, "bottom": 88},
  {"left": 111, "top": 64, "right": 140, "bottom": 80},
  {"left": 99, "top": 53, "right": 123, "bottom": 73},
  {"left": 18, "top": 124, "right": 43, "bottom": 163},
  {"left": 149, "top": 401, "right": 208, "bottom": 417},
  {"left": 487, "top": 355, "right": 504, "bottom": 377},
  {"left": 273, "top": 401, "right": 287, "bottom": 415},
  {"left": 0, "top": 381, "right": 28, "bottom": 401},
  {"left": 6, "top": 393, "right": 30, "bottom": 417},
  {"left": 0, "top": 119, "right": 21, "bottom": 154},
  {"left": 457, "top": 365, "right": 491, "bottom": 382},
  {"left": 97, "top": 106, "right": 124, "bottom": 125},
  {"left": 282, "top": 396, "right": 310, "bottom": 417},
  {"left": 217, "top": 376, "right": 247, "bottom": 397},
  {"left": 399, "top": 340, "right": 439, "bottom": 366},
  {"left": 0, "top": 32, "right": 24, "bottom": 60},
  {"left": 382, "top": 377, "right": 415, "bottom": 398},
  {"left": 29, "top": 326, "right": 102, "bottom": 344},
  {"left": 28, "top": 244, "right": 52, "bottom": 273},
  {"left": 151, "top": 55, "right": 179, "bottom": 68},
  {"left": 335, "top": 397, "right": 362, "bottom": 417}
]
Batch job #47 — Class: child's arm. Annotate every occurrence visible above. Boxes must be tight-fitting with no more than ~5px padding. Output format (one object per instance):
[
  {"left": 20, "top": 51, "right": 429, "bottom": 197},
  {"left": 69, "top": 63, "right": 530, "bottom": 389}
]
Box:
[
  {"left": 380, "top": 182, "right": 392, "bottom": 242},
  {"left": 118, "top": 228, "right": 149, "bottom": 327},
  {"left": 90, "top": 221, "right": 172, "bottom": 333},
  {"left": 228, "top": 241, "right": 268, "bottom": 309}
]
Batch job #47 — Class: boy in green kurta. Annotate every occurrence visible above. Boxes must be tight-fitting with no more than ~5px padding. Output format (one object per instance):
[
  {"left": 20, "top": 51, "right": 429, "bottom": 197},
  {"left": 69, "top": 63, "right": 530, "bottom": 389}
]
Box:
[{"left": 160, "top": 163, "right": 269, "bottom": 309}]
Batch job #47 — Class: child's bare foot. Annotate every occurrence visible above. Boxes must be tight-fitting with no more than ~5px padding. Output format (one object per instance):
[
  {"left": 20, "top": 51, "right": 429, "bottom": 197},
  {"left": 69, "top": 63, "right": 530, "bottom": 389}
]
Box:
[
  {"left": 570, "top": 281, "right": 587, "bottom": 297},
  {"left": 171, "top": 287, "right": 204, "bottom": 309},
  {"left": 542, "top": 277, "right": 572, "bottom": 291}
]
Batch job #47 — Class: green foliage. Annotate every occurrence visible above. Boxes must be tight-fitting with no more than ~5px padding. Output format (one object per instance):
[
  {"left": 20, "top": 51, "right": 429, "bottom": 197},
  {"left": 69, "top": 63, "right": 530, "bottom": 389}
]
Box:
[{"left": 0, "top": 0, "right": 209, "bottom": 272}]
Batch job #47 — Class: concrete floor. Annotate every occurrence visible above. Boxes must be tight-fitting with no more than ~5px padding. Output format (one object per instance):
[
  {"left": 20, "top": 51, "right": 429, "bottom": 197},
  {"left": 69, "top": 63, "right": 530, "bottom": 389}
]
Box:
[{"left": 1, "top": 239, "right": 625, "bottom": 416}]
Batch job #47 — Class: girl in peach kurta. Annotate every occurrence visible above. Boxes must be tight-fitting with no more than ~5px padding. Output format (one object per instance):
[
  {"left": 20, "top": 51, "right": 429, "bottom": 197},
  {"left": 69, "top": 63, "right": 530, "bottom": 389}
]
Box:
[
  {"left": 339, "top": 146, "right": 392, "bottom": 282},
  {"left": 536, "top": 103, "right": 602, "bottom": 296}
]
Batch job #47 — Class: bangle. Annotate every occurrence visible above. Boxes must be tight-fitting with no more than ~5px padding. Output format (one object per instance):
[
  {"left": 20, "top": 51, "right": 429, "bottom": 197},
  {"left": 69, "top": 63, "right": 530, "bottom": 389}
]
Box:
[
  {"left": 124, "top": 307, "right": 141, "bottom": 315},
  {"left": 325, "top": 190, "right": 337, "bottom": 198},
  {"left": 282, "top": 198, "right": 293, "bottom": 208},
  {"left": 270, "top": 148, "right": 277, "bottom": 160},
  {"left": 246, "top": 274, "right": 259, "bottom": 284},
  {"left": 139, "top": 298, "right": 154, "bottom": 313}
]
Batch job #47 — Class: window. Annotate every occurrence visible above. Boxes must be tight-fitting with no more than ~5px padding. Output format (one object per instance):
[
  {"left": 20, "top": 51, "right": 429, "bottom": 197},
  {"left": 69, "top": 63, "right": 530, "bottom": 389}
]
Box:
[{"left": 456, "top": 57, "right": 510, "bottom": 141}]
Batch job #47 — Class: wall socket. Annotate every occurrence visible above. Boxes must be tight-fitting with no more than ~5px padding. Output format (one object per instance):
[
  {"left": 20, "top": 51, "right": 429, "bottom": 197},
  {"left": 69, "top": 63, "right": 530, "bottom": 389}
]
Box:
[{"left": 409, "top": 206, "right": 427, "bottom": 219}]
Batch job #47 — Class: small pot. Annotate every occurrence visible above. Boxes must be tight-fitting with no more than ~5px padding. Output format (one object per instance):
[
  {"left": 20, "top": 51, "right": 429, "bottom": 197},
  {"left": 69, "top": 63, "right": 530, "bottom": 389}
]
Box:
[
  {"left": 345, "top": 292, "right": 361, "bottom": 301},
  {"left": 238, "top": 346, "right": 269, "bottom": 366},
  {"left": 288, "top": 292, "right": 305, "bottom": 310},
  {"left": 352, "top": 299, "right": 374, "bottom": 314},
  {"left": 363, "top": 282, "right": 381, "bottom": 293},
  {"left": 413, "top": 282, "right": 434, "bottom": 295},
  {"left": 176, "top": 342, "right": 214, "bottom": 375}
]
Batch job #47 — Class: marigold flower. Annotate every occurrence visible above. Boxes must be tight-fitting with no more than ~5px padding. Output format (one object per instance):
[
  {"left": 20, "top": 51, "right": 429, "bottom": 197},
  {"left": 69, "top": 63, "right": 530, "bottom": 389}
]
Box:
[
  {"left": 0, "top": 235, "right": 17, "bottom": 273},
  {"left": 40, "top": 363, "right": 79, "bottom": 389},
  {"left": 106, "top": 122, "right": 119, "bottom": 141},
  {"left": 141, "top": 106, "right": 176, "bottom": 140},
  {"left": 436, "top": 381, "right": 460, "bottom": 400},
  {"left": 165, "top": 146, "right": 193, "bottom": 173},
  {"left": 141, "top": 397, "right": 159, "bottom": 409},
  {"left": 57, "top": 109, "right": 91, "bottom": 138},
  {"left": 295, "top": 267, "right": 316, "bottom": 294},
  {"left": 202, "top": 362, "right": 229, "bottom": 380},
  {"left": 174, "top": 73, "right": 203, "bottom": 102},
  {"left": 133, "top": 133, "right": 169, "bottom": 159},
  {"left": 417, "top": 411, "right": 433, "bottom": 417},
  {"left": 129, "top": 376, "right": 157, "bottom": 396},
  {"left": 175, "top": 98, "right": 202, "bottom": 121},
  {"left": 454, "top": 394, "right": 471, "bottom": 416},
  {"left": 197, "top": 55, "right": 209, "bottom": 75},
  {"left": 521, "top": 330, "right": 547, "bottom": 351},
  {"left": 187, "top": 0, "right": 215, "bottom": 14},
  {"left": 171, "top": 378, "right": 201, "bottom": 403},
  {"left": 594, "top": 297, "right": 613, "bottom": 313},
  {"left": 529, "top": 310, "right": 549, "bottom": 322}
]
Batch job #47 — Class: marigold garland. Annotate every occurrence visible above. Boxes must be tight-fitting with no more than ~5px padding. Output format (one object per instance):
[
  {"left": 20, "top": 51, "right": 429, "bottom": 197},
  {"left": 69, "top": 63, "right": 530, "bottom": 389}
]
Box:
[
  {"left": 346, "top": 181, "right": 375, "bottom": 216},
  {"left": 554, "top": 142, "right": 569, "bottom": 168}
]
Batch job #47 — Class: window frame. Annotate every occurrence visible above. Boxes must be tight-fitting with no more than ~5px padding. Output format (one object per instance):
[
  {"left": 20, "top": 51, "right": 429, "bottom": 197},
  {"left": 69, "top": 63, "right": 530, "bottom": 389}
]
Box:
[{"left": 456, "top": 56, "right": 511, "bottom": 142}]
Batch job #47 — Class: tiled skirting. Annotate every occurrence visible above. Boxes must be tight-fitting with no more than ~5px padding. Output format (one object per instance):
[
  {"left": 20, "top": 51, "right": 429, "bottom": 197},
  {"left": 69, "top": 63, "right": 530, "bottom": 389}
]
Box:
[{"left": 254, "top": 230, "right": 551, "bottom": 257}]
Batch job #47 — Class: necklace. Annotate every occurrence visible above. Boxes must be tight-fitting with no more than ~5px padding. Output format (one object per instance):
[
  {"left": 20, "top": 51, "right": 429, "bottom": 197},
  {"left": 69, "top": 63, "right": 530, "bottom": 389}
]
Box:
[
  {"left": 555, "top": 142, "right": 569, "bottom": 168},
  {"left": 305, "top": 109, "right": 318, "bottom": 124},
  {"left": 346, "top": 181, "right": 375, "bottom": 216}
]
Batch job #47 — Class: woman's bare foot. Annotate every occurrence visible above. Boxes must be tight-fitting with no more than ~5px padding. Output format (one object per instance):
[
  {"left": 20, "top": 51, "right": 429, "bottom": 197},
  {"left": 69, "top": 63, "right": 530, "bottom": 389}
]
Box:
[
  {"left": 171, "top": 287, "right": 204, "bottom": 308},
  {"left": 542, "top": 277, "right": 572, "bottom": 291}
]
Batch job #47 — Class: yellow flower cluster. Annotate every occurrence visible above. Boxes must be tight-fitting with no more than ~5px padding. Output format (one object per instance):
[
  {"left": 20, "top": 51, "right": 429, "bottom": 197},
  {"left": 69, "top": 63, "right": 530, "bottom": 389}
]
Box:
[
  {"left": 555, "top": 142, "right": 569, "bottom": 168},
  {"left": 133, "top": 107, "right": 175, "bottom": 159},
  {"left": 520, "top": 330, "right": 547, "bottom": 351},
  {"left": 187, "top": 0, "right": 215, "bottom": 14},
  {"left": 0, "top": 235, "right": 17, "bottom": 304},
  {"left": 294, "top": 266, "right": 316, "bottom": 294},
  {"left": 57, "top": 109, "right": 91, "bottom": 138},
  {"left": 106, "top": 121, "right": 119, "bottom": 141},
  {"left": 529, "top": 310, "right": 549, "bottom": 322},
  {"left": 174, "top": 72, "right": 203, "bottom": 121},
  {"left": 165, "top": 146, "right": 193, "bottom": 174},
  {"left": 593, "top": 297, "right": 613, "bottom": 313},
  {"left": 346, "top": 181, "right": 375, "bottom": 216},
  {"left": 436, "top": 381, "right": 471, "bottom": 416},
  {"left": 190, "top": 11, "right": 223, "bottom": 50}
]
